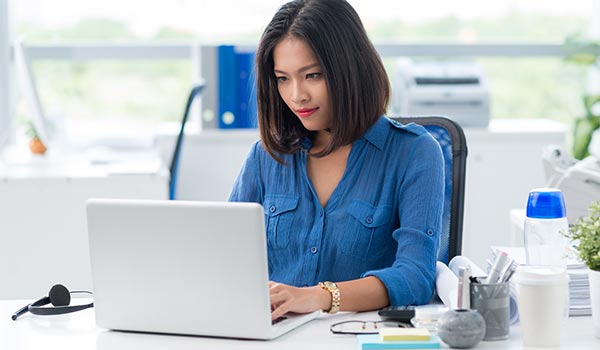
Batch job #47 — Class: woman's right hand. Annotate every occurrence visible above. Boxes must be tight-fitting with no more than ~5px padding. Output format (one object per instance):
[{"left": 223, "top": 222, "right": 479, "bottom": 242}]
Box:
[{"left": 268, "top": 281, "right": 330, "bottom": 320}]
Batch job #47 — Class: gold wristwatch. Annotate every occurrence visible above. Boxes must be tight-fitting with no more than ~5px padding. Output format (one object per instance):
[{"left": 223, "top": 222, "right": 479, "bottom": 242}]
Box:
[{"left": 319, "top": 281, "right": 340, "bottom": 314}]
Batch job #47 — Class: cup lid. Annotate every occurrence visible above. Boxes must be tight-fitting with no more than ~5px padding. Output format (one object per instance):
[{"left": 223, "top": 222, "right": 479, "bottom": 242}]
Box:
[
  {"left": 526, "top": 188, "right": 566, "bottom": 219},
  {"left": 513, "top": 265, "right": 569, "bottom": 285}
]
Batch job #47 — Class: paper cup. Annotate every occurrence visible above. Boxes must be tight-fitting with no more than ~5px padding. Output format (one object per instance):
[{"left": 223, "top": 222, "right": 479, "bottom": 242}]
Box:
[{"left": 513, "top": 266, "right": 568, "bottom": 348}]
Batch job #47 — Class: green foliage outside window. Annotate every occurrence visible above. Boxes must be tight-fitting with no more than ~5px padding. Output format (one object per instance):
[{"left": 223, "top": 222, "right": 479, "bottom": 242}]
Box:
[
  {"left": 16, "top": 11, "right": 592, "bottom": 136},
  {"left": 564, "top": 36, "right": 600, "bottom": 159}
]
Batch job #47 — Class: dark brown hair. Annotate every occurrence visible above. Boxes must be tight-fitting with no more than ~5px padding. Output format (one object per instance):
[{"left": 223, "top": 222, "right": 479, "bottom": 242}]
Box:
[{"left": 256, "top": 0, "right": 390, "bottom": 163}]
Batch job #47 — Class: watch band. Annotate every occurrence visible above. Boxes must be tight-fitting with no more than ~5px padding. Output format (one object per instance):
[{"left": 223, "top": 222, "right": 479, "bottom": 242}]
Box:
[{"left": 319, "top": 281, "right": 340, "bottom": 314}]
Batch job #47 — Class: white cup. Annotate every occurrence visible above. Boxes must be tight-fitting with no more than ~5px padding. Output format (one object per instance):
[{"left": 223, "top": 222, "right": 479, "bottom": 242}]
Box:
[{"left": 513, "top": 265, "right": 568, "bottom": 348}]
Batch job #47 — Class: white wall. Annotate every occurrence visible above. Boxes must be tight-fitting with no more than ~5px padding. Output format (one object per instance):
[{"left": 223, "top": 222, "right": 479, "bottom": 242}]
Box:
[
  {"left": 158, "top": 129, "right": 260, "bottom": 201},
  {"left": 462, "top": 119, "right": 566, "bottom": 267}
]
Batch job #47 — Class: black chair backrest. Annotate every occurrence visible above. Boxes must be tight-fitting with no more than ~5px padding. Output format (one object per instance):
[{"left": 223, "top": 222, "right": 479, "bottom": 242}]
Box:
[
  {"left": 169, "top": 83, "right": 205, "bottom": 200},
  {"left": 392, "top": 116, "right": 468, "bottom": 263}
]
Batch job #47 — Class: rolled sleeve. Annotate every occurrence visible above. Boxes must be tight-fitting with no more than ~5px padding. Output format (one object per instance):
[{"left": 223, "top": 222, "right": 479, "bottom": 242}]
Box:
[
  {"left": 362, "top": 227, "right": 437, "bottom": 305},
  {"left": 364, "top": 133, "right": 444, "bottom": 305}
]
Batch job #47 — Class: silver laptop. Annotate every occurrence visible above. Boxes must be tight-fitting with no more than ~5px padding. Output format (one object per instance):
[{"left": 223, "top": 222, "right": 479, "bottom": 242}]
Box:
[{"left": 86, "top": 199, "right": 319, "bottom": 340}]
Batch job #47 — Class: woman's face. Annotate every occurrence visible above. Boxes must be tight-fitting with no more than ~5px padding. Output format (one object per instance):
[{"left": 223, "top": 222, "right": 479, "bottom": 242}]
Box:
[{"left": 273, "top": 36, "right": 332, "bottom": 132}]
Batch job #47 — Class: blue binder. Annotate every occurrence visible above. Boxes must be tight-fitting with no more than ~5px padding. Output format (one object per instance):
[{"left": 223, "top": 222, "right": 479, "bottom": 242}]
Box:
[
  {"left": 218, "top": 45, "right": 241, "bottom": 128},
  {"left": 237, "top": 51, "right": 257, "bottom": 128}
]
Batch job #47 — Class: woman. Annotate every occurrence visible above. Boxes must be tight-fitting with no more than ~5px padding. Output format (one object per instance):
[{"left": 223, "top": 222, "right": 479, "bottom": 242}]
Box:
[{"left": 229, "top": 0, "right": 444, "bottom": 320}]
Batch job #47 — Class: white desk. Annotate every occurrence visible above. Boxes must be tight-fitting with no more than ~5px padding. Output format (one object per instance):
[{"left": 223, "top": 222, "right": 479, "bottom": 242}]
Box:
[
  {"left": 2, "top": 299, "right": 599, "bottom": 349},
  {"left": 0, "top": 151, "right": 169, "bottom": 300}
]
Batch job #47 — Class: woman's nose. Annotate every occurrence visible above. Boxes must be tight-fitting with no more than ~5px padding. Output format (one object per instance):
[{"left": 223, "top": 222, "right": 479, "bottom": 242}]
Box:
[{"left": 290, "top": 81, "right": 309, "bottom": 104}]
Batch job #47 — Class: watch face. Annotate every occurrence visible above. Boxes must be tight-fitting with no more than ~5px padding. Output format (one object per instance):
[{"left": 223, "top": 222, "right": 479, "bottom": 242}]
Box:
[{"left": 324, "top": 281, "right": 337, "bottom": 289}]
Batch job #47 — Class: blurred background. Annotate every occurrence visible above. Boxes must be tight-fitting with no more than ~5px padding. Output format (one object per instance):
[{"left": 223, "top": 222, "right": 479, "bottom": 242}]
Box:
[{"left": 4, "top": 0, "right": 598, "bottom": 149}]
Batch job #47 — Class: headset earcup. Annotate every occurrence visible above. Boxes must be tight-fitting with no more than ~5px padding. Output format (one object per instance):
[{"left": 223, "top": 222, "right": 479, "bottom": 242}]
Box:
[{"left": 48, "top": 284, "right": 70, "bottom": 307}]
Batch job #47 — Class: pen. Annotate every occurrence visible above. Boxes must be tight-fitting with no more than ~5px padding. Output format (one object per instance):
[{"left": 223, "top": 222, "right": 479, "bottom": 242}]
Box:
[
  {"left": 496, "top": 255, "right": 514, "bottom": 282},
  {"left": 457, "top": 266, "right": 465, "bottom": 309},
  {"left": 457, "top": 265, "right": 472, "bottom": 309},
  {"left": 501, "top": 263, "right": 517, "bottom": 283},
  {"left": 486, "top": 251, "right": 509, "bottom": 284}
]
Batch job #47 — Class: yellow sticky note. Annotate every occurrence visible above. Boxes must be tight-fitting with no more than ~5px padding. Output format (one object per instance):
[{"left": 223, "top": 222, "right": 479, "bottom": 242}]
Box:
[{"left": 379, "top": 327, "right": 430, "bottom": 341}]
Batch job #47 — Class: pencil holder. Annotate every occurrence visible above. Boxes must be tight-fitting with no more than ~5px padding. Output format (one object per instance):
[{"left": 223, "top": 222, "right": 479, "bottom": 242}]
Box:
[{"left": 470, "top": 281, "right": 510, "bottom": 341}]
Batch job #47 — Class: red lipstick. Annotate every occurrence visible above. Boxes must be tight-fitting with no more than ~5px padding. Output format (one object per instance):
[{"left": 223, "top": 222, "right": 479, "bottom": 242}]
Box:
[{"left": 297, "top": 107, "right": 318, "bottom": 118}]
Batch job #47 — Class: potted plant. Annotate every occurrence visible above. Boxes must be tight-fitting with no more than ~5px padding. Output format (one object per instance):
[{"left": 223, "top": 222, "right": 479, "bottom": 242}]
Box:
[
  {"left": 26, "top": 122, "right": 47, "bottom": 155},
  {"left": 565, "top": 200, "right": 600, "bottom": 338}
]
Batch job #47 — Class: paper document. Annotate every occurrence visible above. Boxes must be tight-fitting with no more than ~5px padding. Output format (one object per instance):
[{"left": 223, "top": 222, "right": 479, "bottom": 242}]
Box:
[
  {"left": 435, "top": 262, "right": 458, "bottom": 309},
  {"left": 435, "top": 256, "right": 520, "bottom": 325}
]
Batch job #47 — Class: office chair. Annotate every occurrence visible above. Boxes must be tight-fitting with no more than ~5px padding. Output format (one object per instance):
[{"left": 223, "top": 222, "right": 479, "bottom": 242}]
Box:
[
  {"left": 392, "top": 116, "right": 468, "bottom": 264},
  {"left": 169, "top": 83, "right": 206, "bottom": 200}
]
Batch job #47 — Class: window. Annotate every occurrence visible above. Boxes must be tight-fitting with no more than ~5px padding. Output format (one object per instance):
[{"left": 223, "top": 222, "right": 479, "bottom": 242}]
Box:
[
  {"left": 6, "top": 0, "right": 598, "bottom": 147},
  {"left": 30, "top": 59, "right": 192, "bottom": 147}
]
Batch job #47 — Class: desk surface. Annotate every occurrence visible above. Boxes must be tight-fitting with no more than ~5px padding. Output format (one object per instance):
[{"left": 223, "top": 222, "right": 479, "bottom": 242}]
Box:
[
  {"left": 0, "top": 149, "right": 168, "bottom": 179},
  {"left": 2, "top": 300, "right": 599, "bottom": 350}
]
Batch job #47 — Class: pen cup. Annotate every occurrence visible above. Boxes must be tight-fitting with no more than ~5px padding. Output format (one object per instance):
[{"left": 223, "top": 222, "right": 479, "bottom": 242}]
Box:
[{"left": 470, "top": 281, "right": 510, "bottom": 341}]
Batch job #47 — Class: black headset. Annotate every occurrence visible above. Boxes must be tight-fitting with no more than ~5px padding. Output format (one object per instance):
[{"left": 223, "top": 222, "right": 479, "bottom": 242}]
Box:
[{"left": 11, "top": 284, "right": 94, "bottom": 321}]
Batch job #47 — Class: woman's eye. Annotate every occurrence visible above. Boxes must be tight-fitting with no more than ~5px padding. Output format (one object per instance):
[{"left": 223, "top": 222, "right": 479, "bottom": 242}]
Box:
[
  {"left": 276, "top": 76, "right": 287, "bottom": 83},
  {"left": 306, "top": 72, "right": 322, "bottom": 79}
]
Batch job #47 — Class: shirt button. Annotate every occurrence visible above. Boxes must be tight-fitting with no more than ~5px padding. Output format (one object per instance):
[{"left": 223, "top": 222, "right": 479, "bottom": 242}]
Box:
[
  {"left": 427, "top": 229, "right": 434, "bottom": 236},
  {"left": 269, "top": 206, "right": 276, "bottom": 213},
  {"left": 365, "top": 216, "right": 373, "bottom": 224},
  {"left": 319, "top": 209, "right": 324, "bottom": 217},
  {"left": 311, "top": 247, "right": 318, "bottom": 254}
]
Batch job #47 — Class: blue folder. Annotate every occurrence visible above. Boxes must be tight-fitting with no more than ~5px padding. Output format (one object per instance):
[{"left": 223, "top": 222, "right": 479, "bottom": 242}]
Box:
[{"left": 237, "top": 51, "right": 257, "bottom": 128}]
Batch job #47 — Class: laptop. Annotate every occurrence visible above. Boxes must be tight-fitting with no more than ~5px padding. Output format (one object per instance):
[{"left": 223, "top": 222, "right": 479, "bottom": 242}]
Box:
[{"left": 86, "top": 198, "right": 319, "bottom": 340}]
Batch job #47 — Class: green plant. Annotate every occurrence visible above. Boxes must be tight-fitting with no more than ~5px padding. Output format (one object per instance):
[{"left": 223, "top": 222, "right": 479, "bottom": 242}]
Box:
[
  {"left": 25, "top": 121, "right": 41, "bottom": 140},
  {"left": 564, "top": 36, "right": 600, "bottom": 159},
  {"left": 565, "top": 201, "right": 600, "bottom": 271}
]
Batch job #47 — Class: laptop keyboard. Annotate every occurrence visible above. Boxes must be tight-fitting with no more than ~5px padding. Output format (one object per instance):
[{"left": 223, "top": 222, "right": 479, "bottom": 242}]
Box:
[{"left": 272, "top": 316, "right": 288, "bottom": 325}]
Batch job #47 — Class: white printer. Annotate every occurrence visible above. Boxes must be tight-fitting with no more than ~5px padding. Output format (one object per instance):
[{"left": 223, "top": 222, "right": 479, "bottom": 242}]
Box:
[
  {"left": 392, "top": 59, "right": 491, "bottom": 127},
  {"left": 543, "top": 130, "right": 600, "bottom": 223}
]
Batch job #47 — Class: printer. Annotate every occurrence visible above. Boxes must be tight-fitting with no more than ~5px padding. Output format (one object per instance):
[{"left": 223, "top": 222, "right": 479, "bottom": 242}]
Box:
[
  {"left": 543, "top": 130, "right": 600, "bottom": 223},
  {"left": 392, "top": 59, "right": 491, "bottom": 127}
]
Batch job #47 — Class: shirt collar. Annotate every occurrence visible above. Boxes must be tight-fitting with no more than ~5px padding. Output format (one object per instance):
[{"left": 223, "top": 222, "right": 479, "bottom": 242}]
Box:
[{"left": 361, "top": 116, "right": 389, "bottom": 150}]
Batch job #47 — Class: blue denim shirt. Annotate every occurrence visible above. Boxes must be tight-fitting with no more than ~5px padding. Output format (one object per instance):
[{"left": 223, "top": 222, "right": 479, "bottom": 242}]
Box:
[{"left": 229, "top": 116, "right": 444, "bottom": 305}]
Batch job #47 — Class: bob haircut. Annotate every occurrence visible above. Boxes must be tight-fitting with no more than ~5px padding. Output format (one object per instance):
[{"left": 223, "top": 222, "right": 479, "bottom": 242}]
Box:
[{"left": 256, "top": 0, "right": 390, "bottom": 163}]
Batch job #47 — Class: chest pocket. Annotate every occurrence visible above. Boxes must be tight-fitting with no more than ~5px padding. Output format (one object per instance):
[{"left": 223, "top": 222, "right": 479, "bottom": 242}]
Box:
[
  {"left": 264, "top": 195, "right": 299, "bottom": 249},
  {"left": 343, "top": 199, "right": 392, "bottom": 260}
]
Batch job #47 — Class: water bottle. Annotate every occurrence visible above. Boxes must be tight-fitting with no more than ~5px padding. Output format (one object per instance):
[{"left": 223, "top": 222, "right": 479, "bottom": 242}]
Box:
[{"left": 524, "top": 188, "right": 570, "bottom": 268}]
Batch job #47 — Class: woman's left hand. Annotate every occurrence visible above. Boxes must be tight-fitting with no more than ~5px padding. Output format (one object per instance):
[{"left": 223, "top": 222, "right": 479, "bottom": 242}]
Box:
[{"left": 269, "top": 281, "right": 329, "bottom": 320}]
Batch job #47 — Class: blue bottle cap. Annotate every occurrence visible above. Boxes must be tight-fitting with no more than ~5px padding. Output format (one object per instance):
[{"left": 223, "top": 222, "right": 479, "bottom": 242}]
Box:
[{"left": 526, "top": 188, "right": 566, "bottom": 219}]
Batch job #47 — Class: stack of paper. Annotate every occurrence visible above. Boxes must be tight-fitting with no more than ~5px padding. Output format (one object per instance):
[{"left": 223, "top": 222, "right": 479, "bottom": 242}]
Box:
[
  {"left": 379, "top": 328, "right": 431, "bottom": 341},
  {"left": 490, "top": 246, "right": 591, "bottom": 317},
  {"left": 567, "top": 264, "right": 592, "bottom": 316}
]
